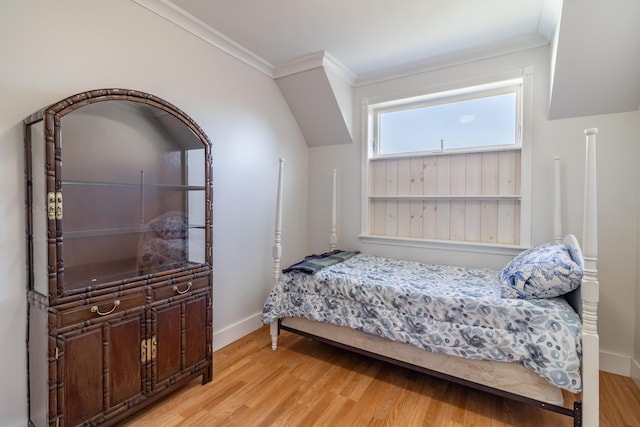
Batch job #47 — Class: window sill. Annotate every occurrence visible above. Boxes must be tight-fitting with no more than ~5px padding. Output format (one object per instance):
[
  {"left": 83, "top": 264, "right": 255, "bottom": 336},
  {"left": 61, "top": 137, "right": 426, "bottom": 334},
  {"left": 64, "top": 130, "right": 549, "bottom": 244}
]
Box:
[
  {"left": 358, "top": 234, "right": 528, "bottom": 256},
  {"left": 371, "top": 144, "right": 521, "bottom": 160}
]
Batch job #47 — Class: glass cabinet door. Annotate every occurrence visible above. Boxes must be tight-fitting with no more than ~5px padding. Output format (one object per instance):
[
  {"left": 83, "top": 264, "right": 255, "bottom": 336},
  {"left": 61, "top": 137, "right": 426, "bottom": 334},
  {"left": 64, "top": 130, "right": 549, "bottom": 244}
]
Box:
[{"left": 25, "top": 93, "right": 212, "bottom": 298}]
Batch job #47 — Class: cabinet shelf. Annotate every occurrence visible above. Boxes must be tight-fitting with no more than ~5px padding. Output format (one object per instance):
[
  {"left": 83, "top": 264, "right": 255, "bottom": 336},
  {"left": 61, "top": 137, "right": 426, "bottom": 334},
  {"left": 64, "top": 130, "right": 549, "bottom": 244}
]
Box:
[
  {"left": 369, "top": 194, "right": 521, "bottom": 201},
  {"left": 62, "top": 179, "right": 206, "bottom": 191},
  {"left": 64, "top": 224, "right": 206, "bottom": 239}
]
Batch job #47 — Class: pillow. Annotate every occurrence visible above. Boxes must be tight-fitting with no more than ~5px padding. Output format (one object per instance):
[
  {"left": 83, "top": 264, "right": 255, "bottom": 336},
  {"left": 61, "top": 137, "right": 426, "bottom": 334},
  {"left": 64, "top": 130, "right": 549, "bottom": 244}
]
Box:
[
  {"left": 500, "top": 243, "right": 583, "bottom": 299},
  {"left": 138, "top": 238, "right": 187, "bottom": 270},
  {"left": 148, "top": 211, "right": 187, "bottom": 240}
]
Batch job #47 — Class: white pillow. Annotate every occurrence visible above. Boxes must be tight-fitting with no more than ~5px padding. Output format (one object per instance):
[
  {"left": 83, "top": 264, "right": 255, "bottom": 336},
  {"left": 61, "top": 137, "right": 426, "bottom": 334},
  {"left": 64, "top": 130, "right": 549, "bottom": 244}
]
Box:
[{"left": 500, "top": 243, "right": 583, "bottom": 299}]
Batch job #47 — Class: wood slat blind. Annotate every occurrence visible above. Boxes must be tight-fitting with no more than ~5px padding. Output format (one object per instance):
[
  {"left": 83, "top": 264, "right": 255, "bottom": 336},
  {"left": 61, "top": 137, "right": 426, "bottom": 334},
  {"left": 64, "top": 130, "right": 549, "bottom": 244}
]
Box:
[{"left": 369, "top": 150, "right": 521, "bottom": 245}]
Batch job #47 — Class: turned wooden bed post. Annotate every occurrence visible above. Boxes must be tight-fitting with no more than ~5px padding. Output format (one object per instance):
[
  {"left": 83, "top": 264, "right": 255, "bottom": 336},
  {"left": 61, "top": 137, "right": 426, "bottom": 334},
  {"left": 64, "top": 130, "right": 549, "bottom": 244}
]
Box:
[
  {"left": 582, "top": 129, "right": 599, "bottom": 426},
  {"left": 270, "top": 158, "right": 285, "bottom": 350},
  {"left": 271, "top": 164, "right": 337, "bottom": 350}
]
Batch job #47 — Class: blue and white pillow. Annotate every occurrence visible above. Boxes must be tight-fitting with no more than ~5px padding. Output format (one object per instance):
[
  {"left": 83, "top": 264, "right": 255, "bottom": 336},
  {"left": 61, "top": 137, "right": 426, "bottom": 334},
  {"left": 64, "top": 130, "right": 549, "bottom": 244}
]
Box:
[{"left": 500, "top": 243, "right": 583, "bottom": 299}]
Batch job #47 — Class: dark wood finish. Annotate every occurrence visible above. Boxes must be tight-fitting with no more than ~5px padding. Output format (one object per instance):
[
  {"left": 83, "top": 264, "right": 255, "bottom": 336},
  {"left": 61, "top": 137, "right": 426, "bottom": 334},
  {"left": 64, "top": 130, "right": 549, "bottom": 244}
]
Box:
[
  {"left": 152, "top": 288, "right": 211, "bottom": 388},
  {"left": 184, "top": 295, "right": 207, "bottom": 368},
  {"left": 57, "top": 292, "right": 146, "bottom": 328},
  {"left": 110, "top": 316, "right": 145, "bottom": 405},
  {"left": 25, "top": 89, "right": 213, "bottom": 427},
  {"left": 154, "top": 302, "right": 182, "bottom": 383},
  {"left": 122, "top": 326, "right": 640, "bottom": 427},
  {"left": 59, "top": 309, "right": 146, "bottom": 426},
  {"left": 151, "top": 276, "right": 209, "bottom": 300},
  {"left": 61, "top": 327, "right": 103, "bottom": 426}
]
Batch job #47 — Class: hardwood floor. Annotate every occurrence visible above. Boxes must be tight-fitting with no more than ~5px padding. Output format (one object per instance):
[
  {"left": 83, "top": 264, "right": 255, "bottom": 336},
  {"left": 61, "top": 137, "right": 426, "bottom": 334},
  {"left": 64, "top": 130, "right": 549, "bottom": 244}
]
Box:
[{"left": 123, "top": 326, "right": 640, "bottom": 426}]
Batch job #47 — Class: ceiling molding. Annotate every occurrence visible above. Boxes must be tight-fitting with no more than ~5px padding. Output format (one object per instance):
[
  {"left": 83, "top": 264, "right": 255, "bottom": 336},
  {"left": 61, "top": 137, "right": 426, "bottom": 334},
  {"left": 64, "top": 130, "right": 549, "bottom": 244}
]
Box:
[
  {"left": 132, "top": 0, "right": 275, "bottom": 77},
  {"left": 322, "top": 52, "right": 358, "bottom": 86},
  {"left": 273, "top": 52, "right": 325, "bottom": 79},
  {"left": 537, "top": 0, "right": 562, "bottom": 41},
  {"left": 274, "top": 51, "right": 356, "bottom": 85},
  {"left": 354, "top": 34, "right": 549, "bottom": 87}
]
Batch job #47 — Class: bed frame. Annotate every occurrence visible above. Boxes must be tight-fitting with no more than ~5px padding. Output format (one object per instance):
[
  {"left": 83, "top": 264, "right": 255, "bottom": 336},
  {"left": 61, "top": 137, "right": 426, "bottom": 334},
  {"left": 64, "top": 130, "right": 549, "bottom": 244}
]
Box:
[{"left": 269, "top": 129, "right": 599, "bottom": 426}]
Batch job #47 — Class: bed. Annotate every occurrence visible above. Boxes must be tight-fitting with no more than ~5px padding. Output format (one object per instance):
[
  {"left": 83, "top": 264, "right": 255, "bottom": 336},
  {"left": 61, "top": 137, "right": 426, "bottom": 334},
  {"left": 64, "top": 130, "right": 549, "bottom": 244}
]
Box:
[{"left": 263, "top": 129, "right": 600, "bottom": 426}]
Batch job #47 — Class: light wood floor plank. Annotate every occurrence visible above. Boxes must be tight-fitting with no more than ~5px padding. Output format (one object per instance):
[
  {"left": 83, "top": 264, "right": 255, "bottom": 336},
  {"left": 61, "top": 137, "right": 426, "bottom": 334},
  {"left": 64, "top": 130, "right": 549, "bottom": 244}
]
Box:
[{"left": 122, "top": 326, "right": 640, "bottom": 426}]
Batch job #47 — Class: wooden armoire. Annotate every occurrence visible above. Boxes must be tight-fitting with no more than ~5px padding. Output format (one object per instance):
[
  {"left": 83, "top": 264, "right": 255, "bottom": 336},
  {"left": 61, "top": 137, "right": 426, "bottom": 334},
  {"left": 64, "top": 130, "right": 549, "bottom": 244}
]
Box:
[{"left": 24, "top": 89, "right": 213, "bottom": 426}]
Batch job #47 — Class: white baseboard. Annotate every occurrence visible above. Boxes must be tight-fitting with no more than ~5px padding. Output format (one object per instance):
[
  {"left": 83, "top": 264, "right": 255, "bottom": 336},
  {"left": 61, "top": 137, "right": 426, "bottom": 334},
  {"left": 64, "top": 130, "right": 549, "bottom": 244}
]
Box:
[
  {"left": 213, "top": 312, "right": 264, "bottom": 351},
  {"left": 631, "top": 358, "right": 640, "bottom": 389},
  {"left": 599, "top": 350, "right": 632, "bottom": 377}
]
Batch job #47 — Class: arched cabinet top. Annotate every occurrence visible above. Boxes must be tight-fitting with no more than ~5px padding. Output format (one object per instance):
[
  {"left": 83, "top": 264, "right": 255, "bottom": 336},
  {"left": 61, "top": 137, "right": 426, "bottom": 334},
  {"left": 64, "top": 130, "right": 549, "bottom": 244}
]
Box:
[{"left": 24, "top": 88, "right": 211, "bottom": 149}]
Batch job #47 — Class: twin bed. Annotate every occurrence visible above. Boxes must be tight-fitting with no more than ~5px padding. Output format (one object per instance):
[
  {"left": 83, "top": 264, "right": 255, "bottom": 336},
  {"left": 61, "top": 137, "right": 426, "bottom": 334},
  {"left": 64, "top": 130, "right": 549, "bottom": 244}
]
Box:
[{"left": 262, "top": 130, "right": 600, "bottom": 426}]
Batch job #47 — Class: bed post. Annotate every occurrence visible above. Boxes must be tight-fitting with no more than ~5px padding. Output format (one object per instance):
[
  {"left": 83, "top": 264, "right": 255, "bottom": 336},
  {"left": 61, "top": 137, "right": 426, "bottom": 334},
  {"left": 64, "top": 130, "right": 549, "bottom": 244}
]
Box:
[
  {"left": 330, "top": 169, "right": 337, "bottom": 251},
  {"left": 582, "top": 129, "right": 599, "bottom": 426},
  {"left": 553, "top": 156, "right": 563, "bottom": 244},
  {"left": 270, "top": 158, "right": 285, "bottom": 350}
]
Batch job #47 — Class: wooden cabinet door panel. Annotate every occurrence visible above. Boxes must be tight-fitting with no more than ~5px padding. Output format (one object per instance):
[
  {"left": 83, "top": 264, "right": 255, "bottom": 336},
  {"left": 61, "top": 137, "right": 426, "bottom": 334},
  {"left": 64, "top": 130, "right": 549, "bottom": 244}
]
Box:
[
  {"left": 61, "top": 327, "right": 103, "bottom": 427},
  {"left": 59, "top": 309, "right": 145, "bottom": 426},
  {"left": 154, "top": 304, "right": 181, "bottom": 382},
  {"left": 110, "top": 316, "right": 144, "bottom": 405},
  {"left": 152, "top": 288, "right": 210, "bottom": 388},
  {"left": 184, "top": 295, "right": 207, "bottom": 367}
]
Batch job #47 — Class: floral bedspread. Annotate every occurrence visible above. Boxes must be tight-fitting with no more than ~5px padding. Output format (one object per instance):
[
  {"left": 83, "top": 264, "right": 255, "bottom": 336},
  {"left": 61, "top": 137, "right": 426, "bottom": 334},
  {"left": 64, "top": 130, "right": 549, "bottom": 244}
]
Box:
[{"left": 261, "top": 253, "right": 582, "bottom": 392}]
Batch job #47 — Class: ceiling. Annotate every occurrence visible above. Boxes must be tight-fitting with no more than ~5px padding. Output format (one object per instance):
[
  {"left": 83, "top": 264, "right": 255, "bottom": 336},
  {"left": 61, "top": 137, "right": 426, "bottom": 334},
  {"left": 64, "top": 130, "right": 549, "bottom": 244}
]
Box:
[
  {"left": 139, "top": 0, "right": 640, "bottom": 119},
  {"left": 171, "top": 0, "right": 559, "bottom": 81}
]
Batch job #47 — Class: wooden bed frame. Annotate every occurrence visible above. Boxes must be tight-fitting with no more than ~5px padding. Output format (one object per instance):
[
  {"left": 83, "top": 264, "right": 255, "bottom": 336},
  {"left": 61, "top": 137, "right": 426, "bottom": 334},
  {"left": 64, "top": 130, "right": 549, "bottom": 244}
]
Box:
[{"left": 269, "top": 129, "right": 600, "bottom": 426}]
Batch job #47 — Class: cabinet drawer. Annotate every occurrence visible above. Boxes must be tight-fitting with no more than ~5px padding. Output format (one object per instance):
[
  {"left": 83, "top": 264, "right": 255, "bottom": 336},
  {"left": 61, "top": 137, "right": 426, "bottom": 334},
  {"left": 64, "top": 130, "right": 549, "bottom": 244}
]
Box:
[
  {"left": 152, "top": 277, "right": 209, "bottom": 301},
  {"left": 58, "top": 292, "right": 146, "bottom": 328}
]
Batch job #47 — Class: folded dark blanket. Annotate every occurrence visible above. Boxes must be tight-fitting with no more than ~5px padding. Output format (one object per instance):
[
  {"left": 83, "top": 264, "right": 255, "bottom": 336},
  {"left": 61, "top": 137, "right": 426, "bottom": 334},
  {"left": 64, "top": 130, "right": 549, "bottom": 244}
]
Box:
[{"left": 282, "top": 250, "right": 360, "bottom": 274}]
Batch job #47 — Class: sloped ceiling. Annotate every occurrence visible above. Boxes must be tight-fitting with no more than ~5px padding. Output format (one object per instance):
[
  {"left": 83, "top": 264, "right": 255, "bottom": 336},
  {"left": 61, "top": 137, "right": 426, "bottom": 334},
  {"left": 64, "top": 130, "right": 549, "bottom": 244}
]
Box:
[
  {"left": 549, "top": 0, "right": 640, "bottom": 119},
  {"left": 275, "top": 60, "right": 353, "bottom": 147}
]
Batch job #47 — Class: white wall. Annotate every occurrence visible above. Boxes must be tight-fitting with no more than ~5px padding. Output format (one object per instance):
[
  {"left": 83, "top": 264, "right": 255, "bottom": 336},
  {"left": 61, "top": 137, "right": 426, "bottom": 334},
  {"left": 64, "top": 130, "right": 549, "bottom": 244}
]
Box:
[
  {"left": 308, "top": 46, "right": 640, "bottom": 377},
  {"left": 0, "top": 1, "right": 308, "bottom": 425}
]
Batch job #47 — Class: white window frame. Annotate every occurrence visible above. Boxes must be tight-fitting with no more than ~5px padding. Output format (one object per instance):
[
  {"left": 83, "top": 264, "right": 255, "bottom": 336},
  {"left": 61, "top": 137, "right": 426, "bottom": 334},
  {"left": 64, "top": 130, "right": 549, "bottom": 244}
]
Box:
[
  {"left": 360, "top": 70, "right": 533, "bottom": 256},
  {"left": 372, "top": 79, "right": 522, "bottom": 158}
]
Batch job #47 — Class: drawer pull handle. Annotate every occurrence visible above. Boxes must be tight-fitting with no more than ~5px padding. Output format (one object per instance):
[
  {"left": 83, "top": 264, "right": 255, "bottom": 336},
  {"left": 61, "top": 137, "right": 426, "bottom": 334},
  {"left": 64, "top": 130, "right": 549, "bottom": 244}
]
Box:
[
  {"left": 91, "top": 300, "right": 121, "bottom": 316},
  {"left": 172, "top": 282, "right": 192, "bottom": 295}
]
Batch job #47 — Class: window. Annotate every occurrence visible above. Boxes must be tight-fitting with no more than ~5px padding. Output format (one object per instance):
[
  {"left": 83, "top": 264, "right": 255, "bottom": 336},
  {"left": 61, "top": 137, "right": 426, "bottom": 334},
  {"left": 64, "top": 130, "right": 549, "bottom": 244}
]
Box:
[
  {"left": 362, "top": 77, "right": 529, "bottom": 251},
  {"left": 372, "top": 79, "right": 522, "bottom": 157}
]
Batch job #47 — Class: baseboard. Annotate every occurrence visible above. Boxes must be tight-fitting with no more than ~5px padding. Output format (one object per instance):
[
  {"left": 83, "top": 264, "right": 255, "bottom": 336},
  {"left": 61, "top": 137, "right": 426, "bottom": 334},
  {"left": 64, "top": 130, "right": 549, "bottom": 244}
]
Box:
[
  {"left": 631, "top": 358, "right": 640, "bottom": 389},
  {"left": 213, "top": 312, "right": 264, "bottom": 351},
  {"left": 599, "top": 350, "right": 632, "bottom": 377}
]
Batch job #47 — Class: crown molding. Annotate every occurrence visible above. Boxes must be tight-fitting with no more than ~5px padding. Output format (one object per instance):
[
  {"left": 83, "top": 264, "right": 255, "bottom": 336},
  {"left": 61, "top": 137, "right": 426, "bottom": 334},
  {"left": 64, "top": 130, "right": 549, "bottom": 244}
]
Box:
[
  {"left": 354, "top": 34, "right": 549, "bottom": 87},
  {"left": 272, "top": 51, "right": 325, "bottom": 79},
  {"left": 132, "top": 0, "right": 275, "bottom": 77},
  {"left": 273, "top": 51, "right": 356, "bottom": 85},
  {"left": 322, "top": 51, "right": 357, "bottom": 85},
  {"left": 538, "top": 0, "right": 562, "bottom": 41}
]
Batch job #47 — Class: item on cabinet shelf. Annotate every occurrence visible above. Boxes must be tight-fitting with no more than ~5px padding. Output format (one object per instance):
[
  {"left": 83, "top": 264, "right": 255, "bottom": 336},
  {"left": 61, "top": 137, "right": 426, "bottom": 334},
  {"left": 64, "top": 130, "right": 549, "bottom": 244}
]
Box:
[
  {"left": 24, "top": 88, "right": 213, "bottom": 427},
  {"left": 138, "top": 211, "right": 189, "bottom": 274}
]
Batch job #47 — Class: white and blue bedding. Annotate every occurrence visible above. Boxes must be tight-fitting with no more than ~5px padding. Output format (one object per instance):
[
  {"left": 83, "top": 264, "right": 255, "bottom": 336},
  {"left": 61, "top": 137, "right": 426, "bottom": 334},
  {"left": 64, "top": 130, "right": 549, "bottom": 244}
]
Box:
[{"left": 262, "top": 252, "right": 582, "bottom": 393}]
